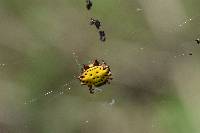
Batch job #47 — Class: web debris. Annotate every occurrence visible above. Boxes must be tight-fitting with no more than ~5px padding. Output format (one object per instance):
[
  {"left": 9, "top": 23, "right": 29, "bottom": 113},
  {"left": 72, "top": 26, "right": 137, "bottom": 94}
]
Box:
[
  {"left": 0, "top": 63, "right": 5, "bottom": 67},
  {"left": 24, "top": 50, "right": 83, "bottom": 105},
  {"left": 24, "top": 80, "right": 73, "bottom": 105},
  {"left": 109, "top": 99, "right": 116, "bottom": 106},
  {"left": 171, "top": 15, "right": 200, "bottom": 58}
]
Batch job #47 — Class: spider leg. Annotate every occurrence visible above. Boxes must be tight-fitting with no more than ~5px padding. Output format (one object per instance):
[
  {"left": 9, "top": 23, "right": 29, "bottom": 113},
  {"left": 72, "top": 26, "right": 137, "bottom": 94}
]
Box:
[
  {"left": 109, "top": 77, "right": 113, "bottom": 80},
  {"left": 106, "top": 80, "right": 110, "bottom": 84},
  {"left": 88, "top": 85, "right": 94, "bottom": 94}
]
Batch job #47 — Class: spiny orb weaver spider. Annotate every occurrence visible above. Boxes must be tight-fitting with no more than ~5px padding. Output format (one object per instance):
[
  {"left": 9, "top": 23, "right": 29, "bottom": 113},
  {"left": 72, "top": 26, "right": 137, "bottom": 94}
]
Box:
[{"left": 78, "top": 59, "right": 112, "bottom": 94}]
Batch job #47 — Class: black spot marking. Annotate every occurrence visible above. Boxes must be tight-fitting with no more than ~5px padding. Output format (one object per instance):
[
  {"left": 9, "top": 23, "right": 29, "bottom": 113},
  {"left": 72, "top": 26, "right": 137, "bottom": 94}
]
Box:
[
  {"left": 80, "top": 76, "right": 85, "bottom": 78},
  {"left": 90, "top": 74, "right": 92, "bottom": 76}
]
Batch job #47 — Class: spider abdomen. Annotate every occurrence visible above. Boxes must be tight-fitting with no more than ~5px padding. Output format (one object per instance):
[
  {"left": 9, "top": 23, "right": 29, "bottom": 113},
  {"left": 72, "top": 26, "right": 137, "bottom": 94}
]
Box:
[{"left": 78, "top": 60, "right": 112, "bottom": 94}]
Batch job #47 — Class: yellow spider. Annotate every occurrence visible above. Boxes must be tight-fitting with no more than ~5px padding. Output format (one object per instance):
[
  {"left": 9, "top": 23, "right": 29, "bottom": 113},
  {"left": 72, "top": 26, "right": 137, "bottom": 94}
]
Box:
[{"left": 78, "top": 59, "right": 112, "bottom": 94}]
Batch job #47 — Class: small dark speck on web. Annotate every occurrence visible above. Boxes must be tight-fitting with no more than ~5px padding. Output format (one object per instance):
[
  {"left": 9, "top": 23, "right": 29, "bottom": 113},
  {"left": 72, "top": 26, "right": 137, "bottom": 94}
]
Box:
[
  {"left": 86, "top": 0, "right": 92, "bottom": 10},
  {"left": 99, "top": 30, "right": 106, "bottom": 42},
  {"left": 189, "top": 52, "right": 193, "bottom": 56},
  {"left": 90, "top": 18, "right": 101, "bottom": 29}
]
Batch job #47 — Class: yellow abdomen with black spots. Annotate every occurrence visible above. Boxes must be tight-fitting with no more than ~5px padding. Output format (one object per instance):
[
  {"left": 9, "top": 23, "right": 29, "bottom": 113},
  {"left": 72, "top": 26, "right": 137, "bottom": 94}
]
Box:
[
  {"left": 81, "top": 66, "right": 109, "bottom": 87},
  {"left": 78, "top": 59, "right": 112, "bottom": 94}
]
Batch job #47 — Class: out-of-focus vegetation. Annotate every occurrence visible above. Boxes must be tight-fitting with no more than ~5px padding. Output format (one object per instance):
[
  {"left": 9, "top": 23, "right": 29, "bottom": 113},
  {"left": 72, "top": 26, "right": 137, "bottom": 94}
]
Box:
[{"left": 0, "top": 0, "right": 200, "bottom": 133}]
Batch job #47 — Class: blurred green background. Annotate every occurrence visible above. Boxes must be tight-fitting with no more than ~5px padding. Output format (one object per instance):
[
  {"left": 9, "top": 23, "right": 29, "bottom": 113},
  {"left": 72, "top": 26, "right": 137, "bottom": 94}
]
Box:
[{"left": 0, "top": 0, "right": 200, "bottom": 132}]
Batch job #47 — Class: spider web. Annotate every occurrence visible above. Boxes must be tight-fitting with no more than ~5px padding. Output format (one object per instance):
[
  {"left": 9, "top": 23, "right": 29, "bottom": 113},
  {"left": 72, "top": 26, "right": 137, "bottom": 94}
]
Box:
[
  {"left": 23, "top": 49, "right": 106, "bottom": 105},
  {"left": 1, "top": 1, "right": 200, "bottom": 132},
  {"left": 22, "top": 14, "right": 200, "bottom": 105}
]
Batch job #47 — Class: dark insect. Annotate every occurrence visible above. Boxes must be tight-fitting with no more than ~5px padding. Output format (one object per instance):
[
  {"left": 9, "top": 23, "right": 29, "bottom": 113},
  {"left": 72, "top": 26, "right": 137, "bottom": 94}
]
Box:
[
  {"left": 189, "top": 52, "right": 193, "bottom": 55},
  {"left": 195, "top": 38, "right": 200, "bottom": 44},
  {"left": 86, "top": 0, "right": 92, "bottom": 10},
  {"left": 99, "top": 30, "right": 106, "bottom": 42},
  {"left": 90, "top": 18, "right": 101, "bottom": 29}
]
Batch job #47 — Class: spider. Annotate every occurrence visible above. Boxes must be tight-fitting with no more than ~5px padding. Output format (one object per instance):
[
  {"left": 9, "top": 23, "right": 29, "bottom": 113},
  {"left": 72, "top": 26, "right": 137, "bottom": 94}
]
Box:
[{"left": 78, "top": 59, "right": 112, "bottom": 94}]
